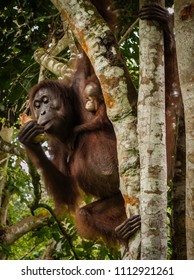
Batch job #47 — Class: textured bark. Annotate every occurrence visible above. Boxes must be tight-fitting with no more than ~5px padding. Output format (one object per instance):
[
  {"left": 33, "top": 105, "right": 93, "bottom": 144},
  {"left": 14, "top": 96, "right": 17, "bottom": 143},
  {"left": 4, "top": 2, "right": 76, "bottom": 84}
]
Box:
[
  {"left": 50, "top": 0, "right": 140, "bottom": 259},
  {"left": 1, "top": 215, "right": 49, "bottom": 245},
  {"left": 162, "top": 4, "right": 186, "bottom": 259},
  {"left": 138, "top": 0, "right": 167, "bottom": 259},
  {"left": 35, "top": 27, "right": 78, "bottom": 82},
  {"left": 0, "top": 126, "right": 13, "bottom": 225},
  {"left": 174, "top": 0, "right": 194, "bottom": 259},
  {"left": 34, "top": 48, "right": 75, "bottom": 81}
]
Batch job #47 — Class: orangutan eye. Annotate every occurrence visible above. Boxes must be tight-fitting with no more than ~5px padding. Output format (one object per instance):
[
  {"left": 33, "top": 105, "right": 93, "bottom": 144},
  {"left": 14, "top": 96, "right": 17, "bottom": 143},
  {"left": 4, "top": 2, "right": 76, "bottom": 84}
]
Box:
[
  {"left": 34, "top": 100, "right": 40, "bottom": 109},
  {"left": 42, "top": 96, "right": 49, "bottom": 104}
]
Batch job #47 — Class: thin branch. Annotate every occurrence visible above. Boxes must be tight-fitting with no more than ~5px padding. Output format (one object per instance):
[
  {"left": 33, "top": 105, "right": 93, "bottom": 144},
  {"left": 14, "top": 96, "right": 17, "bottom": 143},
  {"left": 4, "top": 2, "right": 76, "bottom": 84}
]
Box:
[
  {"left": 27, "top": 159, "right": 42, "bottom": 212},
  {"left": 118, "top": 18, "right": 139, "bottom": 45},
  {"left": 0, "top": 188, "right": 11, "bottom": 225},
  {"left": 8, "top": 62, "right": 37, "bottom": 95},
  {"left": 20, "top": 244, "right": 40, "bottom": 260}
]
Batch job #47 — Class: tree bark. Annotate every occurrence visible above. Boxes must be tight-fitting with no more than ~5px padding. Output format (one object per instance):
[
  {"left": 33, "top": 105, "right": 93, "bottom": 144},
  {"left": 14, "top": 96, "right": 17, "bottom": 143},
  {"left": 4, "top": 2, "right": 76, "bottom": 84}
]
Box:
[
  {"left": 174, "top": 0, "right": 194, "bottom": 259},
  {"left": 138, "top": 0, "right": 167, "bottom": 259},
  {"left": 34, "top": 48, "right": 75, "bottom": 80},
  {"left": 0, "top": 125, "right": 13, "bottom": 225},
  {"left": 1, "top": 215, "right": 49, "bottom": 245}
]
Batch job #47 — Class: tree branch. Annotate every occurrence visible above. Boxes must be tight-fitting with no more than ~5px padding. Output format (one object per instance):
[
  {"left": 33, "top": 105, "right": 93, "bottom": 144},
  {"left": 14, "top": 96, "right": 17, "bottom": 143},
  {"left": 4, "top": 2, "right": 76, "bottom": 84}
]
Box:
[
  {"left": 0, "top": 136, "right": 25, "bottom": 158},
  {"left": 0, "top": 188, "right": 11, "bottom": 225},
  {"left": 118, "top": 18, "right": 139, "bottom": 45},
  {"left": 1, "top": 214, "right": 50, "bottom": 245},
  {"left": 34, "top": 48, "right": 75, "bottom": 81},
  {"left": 35, "top": 26, "right": 79, "bottom": 82}
]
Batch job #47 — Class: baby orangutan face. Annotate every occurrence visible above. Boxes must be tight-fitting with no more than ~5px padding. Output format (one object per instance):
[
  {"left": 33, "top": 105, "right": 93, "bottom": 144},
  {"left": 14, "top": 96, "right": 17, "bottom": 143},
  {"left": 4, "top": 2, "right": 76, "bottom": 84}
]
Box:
[{"left": 84, "top": 81, "right": 104, "bottom": 112}]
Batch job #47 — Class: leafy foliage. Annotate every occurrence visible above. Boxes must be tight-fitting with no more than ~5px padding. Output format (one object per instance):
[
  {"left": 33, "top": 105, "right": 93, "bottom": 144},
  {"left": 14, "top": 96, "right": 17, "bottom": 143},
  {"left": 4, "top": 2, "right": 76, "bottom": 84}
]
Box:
[
  {"left": 120, "top": 28, "right": 139, "bottom": 88},
  {"left": 0, "top": 0, "right": 61, "bottom": 120}
]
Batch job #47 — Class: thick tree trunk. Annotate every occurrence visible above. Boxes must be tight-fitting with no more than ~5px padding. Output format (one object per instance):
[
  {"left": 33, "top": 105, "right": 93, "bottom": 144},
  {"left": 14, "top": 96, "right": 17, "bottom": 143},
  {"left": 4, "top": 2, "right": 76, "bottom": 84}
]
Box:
[
  {"left": 138, "top": 0, "right": 167, "bottom": 259},
  {"left": 50, "top": 0, "right": 140, "bottom": 259},
  {"left": 174, "top": 0, "right": 194, "bottom": 259}
]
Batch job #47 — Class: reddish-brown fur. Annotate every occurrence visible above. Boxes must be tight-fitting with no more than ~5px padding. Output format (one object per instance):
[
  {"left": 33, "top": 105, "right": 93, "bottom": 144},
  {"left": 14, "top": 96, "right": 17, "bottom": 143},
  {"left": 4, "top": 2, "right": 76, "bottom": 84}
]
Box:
[
  {"left": 18, "top": 1, "right": 142, "bottom": 243},
  {"left": 19, "top": 62, "right": 136, "bottom": 243}
]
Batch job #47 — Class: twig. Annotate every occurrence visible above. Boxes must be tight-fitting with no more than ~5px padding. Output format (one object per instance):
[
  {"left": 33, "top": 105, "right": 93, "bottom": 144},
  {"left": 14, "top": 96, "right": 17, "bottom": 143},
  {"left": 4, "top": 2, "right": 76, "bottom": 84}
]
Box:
[
  {"left": 34, "top": 203, "right": 79, "bottom": 260},
  {"left": 118, "top": 18, "right": 139, "bottom": 45}
]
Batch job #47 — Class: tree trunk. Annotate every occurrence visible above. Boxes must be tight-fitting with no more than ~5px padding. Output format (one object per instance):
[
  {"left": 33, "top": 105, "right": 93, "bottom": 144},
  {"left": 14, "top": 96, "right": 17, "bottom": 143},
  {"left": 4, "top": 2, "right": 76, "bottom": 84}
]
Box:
[
  {"left": 138, "top": 0, "right": 167, "bottom": 259},
  {"left": 0, "top": 125, "right": 13, "bottom": 225},
  {"left": 50, "top": 0, "right": 140, "bottom": 259},
  {"left": 174, "top": 0, "right": 194, "bottom": 259}
]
